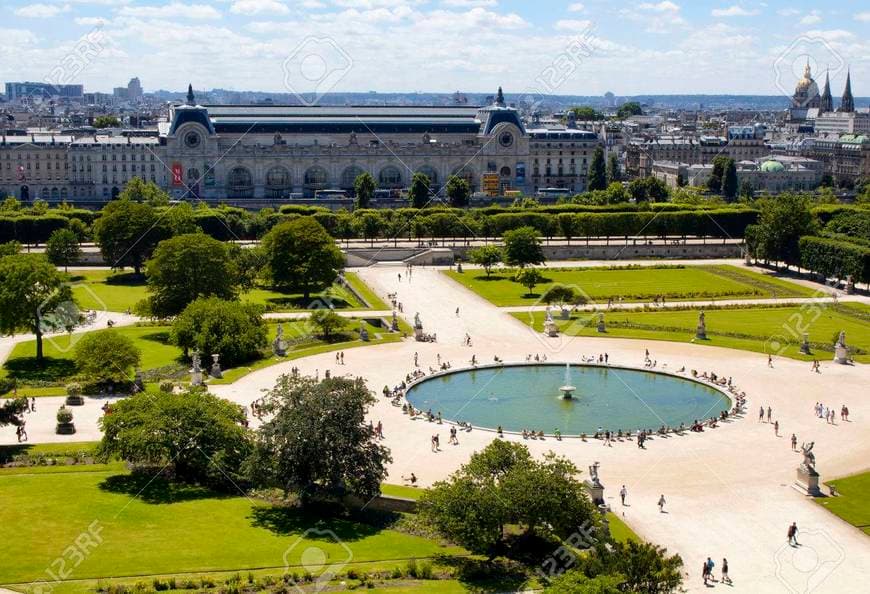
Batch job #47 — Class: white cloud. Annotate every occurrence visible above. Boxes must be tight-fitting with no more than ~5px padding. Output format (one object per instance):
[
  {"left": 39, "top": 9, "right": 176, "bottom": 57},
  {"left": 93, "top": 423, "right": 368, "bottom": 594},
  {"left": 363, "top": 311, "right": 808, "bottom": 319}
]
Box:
[
  {"left": 230, "top": 0, "right": 290, "bottom": 15},
  {"left": 14, "top": 3, "right": 71, "bottom": 18},
  {"left": 442, "top": 0, "right": 497, "bottom": 7},
  {"left": 776, "top": 8, "right": 800, "bottom": 17},
  {"left": 639, "top": 1, "right": 680, "bottom": 12},
  {"left": 554, "top": 19, "right": 592, "bottom": 32},
  {"left": 802, "top": 29, "right": 854, "bottom": 41},
  {"left": 711, "top": 5, "right": 760, "bottom": 17},
  {"left": 0, "top": 27, "right": 39, "bottom": 45},
  {"left": 568, "top": 2, "right": 584, "bottom": 11},
  {"left": 75, "top": 16, "right": 110, "bottom": 26},
  {"left": 117, "top": 3, "right": 222, "bottom": 20},
  {"left": 855, "top": 12, "right": 870, "bottom": 22},
  {"left": 799, "top": 11, "right": 821, "bottom": 26}
]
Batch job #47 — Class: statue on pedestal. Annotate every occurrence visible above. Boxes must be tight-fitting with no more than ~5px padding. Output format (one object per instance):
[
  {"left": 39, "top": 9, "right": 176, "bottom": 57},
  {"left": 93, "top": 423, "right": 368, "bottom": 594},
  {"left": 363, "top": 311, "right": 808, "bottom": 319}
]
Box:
[
  {"left": 544, "top": 308, "right": 559, "bottom": 337},
  {"left": 833, "top": 330, "right": 848, "bottom": 364},
  {"left": 597, "top": 312, "right": 606, "bottom": 333},
  {"left": 190, "top": 350, "right": 203, "bottom": 386},
  {"left": 414, "top": 312, "right": 422, "bottom": 329},
  {"left": 584, "top": 461, "right": 605, "bottom": 505},
  {"left": 695, "top": 310, "right": 707, "bottom": 340},
  {"left": 799, "top": 333, "right": 811, "bottom": 355},
  {"left": 800, "top": 441, "right": 816, "bottom": 472},
  {"left": 210, "top": 353, "right": 222, "bottom": 378},
  {"left": 845, "top": 275, "right": 855, "bottom": 295},
  {"left": 273, "top": 323, "right": 287, "bottom": 356},
  {"left": 794, "top": 441, "right": 822, "bottom": 496}
]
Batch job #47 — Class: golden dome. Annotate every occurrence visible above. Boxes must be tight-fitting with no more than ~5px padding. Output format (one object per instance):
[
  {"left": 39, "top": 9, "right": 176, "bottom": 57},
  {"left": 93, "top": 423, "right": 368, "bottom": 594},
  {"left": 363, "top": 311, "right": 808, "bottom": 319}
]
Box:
[{"left": 795, "top": 62, "right": 816, "bottom": 93}]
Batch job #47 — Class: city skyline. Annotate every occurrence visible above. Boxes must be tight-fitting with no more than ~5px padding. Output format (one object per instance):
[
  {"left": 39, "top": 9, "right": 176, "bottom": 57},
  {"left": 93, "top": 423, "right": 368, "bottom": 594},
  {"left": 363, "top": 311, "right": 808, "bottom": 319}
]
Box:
[{"left": 1, "top": 0, "right": 869, "bottom": 98}]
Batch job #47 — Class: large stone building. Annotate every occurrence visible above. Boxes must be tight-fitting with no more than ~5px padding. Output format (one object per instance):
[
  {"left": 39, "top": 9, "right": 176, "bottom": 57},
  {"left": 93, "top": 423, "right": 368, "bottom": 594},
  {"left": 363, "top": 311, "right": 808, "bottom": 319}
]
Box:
[{"left": 0, "top": 87, "right": 600, "bottom": 204}]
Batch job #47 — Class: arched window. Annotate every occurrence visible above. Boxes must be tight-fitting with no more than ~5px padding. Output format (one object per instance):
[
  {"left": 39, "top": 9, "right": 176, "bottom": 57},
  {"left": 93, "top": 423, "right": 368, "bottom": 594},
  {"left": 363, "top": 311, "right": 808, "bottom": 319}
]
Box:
[
  {"left": 303, "top": 166, "right": 328, "bottom": 196},
  {"left": 265, "top": 166, "right": 291, "bottom": 198},
  {"left": 340, "top": 166, "right": 365, "bottom": 190},
  {"left": 227, "top": 167, "right": 253, "bottom": 199},
  {"left": 378, "top": 165, "right": 402, "bottom": 188},
  {"left": 417, "top": 166, "right": 438, "bottom": 188},
  {"left": 51, "top": 188, "right": 59, "bottom": 200},
  {"left": 40, "top": 187, "right": 50, "bottom": 200},
  {"left": 187, "top": 168, "right": 200, "bottom": 182},
  {"left": 499, "top": 166, "right": 512, "bottom": 178}
]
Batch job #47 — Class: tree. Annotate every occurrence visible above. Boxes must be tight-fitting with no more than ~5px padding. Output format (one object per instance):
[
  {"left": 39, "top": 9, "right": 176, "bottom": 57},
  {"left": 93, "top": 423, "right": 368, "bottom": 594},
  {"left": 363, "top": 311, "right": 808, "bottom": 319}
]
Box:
[
  {"left": 514, "top": 267, "right": 544, "bottom": 296},
  {"left": 249, "top": 374, "right": 391, "bottom": 503},
  {"left": 353, "top": 172, "right": 376, "bottom": 209},
  {"left": 628, "top": 177, "right": 669, "bottom": 202},
  {"left": 261, "top": 217, "right": 344, "bottom": 300},
  {"left": 606, "top": 154, "right": 620, "bottom": 184},
  {"left": 0, "top": 254, "right": 72, "bottom": 362},
  {"left": 542, "top": 572, "right": 624, "bottom": 594},
  {"left": 93, "top": 115, "right": 121, "bottom": 129},
  {"left": 171, "top": 297, "right": 267, "bottom": 367},
  {"left": 99, "top": 387, "right": 251, "bottom": 490},
  {"left": 707, "top": 156, "right": 729, "bottom": 194},
  {"left": 1, "top": 399, "right": 27, "bottom": 429},
  {"left": 542, "top": 285, "right": 585, "bottom": 309},
  {"left": 419, "top": 441, "right": 600, "bottom": 558},
  {"left": 615, "top": 102, "right": 642, "bottom": 118},
  {"left": 503, "top": 226, "right": 545, "bottom": 268},
  {"left": 605, "top": 182, "right": 629, "bottom": 204},
  {"left": 146, "top": 233, "right": 239, "bottom": 318},
  {"left": 446, "top": 175, "right": 471, "bottom": 207},
  {"left": 73, "top": 329, "right": 141, "bottom": 385},
  {"left": 721, "top": 158, "right": 738, "bottom": 200},
  {"left": 309, "top": 309, "right": 347, "bottom": 340},
  {"left": 587, "top": 147, "right": 607, "bottom": 192},
  {"left": 752, "top": 194, "right": 817, "bottom": 267},
  {"left": 570, "top": 106, "right": 605, "bottom": 121},
  {"left": 92, "top": 198, "right": 165, "bottom": 274},
  {"left": 739, "top": 179, "right": 754, "bottom": 200},
  {"left": 45, "top": 228, "right": 82, "bottom": 272},
  {"left": 570, "top": 540, "right": 684, "bottom": 594},
  {"left": 0, "top": 241, "right": 21, "bottom": 257},
  {"left": 118, "top": 177, "right": 171, "bottom": 206},
  {"left": 676, "top": 172, "right": 686, "bottom": 187},
  {"left": 409, "top": 172, "right": 432, "bottom": 209},
  {"left": 468, "top": 245, "right": 502, "bottom": 277}
]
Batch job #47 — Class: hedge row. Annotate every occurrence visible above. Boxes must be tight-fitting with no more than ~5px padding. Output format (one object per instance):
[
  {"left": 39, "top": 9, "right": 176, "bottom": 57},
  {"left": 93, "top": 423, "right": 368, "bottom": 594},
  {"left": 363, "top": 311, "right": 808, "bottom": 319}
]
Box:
[
  {"left": 0, "top": 215, "right": 71, "bottom": 244},
  {"left": 798, "top": 236, "right": 870, "bottom": 284}
]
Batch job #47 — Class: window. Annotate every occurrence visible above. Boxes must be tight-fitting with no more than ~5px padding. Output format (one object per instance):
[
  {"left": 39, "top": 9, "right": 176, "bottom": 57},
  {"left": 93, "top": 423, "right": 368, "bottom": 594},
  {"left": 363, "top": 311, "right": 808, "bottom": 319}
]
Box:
[
  {"left": 227, "top": 167, "right": 253, "bottom": 198},
  {"left": 378, "top": 165, "right": 402, "bottom": 188}
]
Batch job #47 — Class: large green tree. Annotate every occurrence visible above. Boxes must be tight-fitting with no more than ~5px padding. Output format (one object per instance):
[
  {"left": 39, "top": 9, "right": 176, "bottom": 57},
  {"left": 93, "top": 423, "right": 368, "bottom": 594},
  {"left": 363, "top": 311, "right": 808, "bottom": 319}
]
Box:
[
  {"left": 99, "top": 387, "right": 251, "bottom": 490},
  {"left": 751, "top": 194, "right": 817, "bottom": 267},
  {"left": 569, "top": 540, "right": 684, "bottom": 594},
  {"left": 353, "top": 172, "right": 376, "bottom": 209},
  {"left": 309, "top": 309, "right": 347, "bottom": 340},
  {"left": 73, "top": 329, "right": 141, "bottom": 385},
  {"left": 0, "top": 254, "right": 72, "bottom": 362},
  {"left": 503, "top": 226, "right": 545, "bottom": 268},
  {"left": 249, "top": 374, "right": 391, "bottom": 503},
  {"left": 261, "top": 217, "right": 344, "bottom": 300},
  {"left": 615, "top": 102, "right": 643, "bottom": 118},
  {"left": 468, "top": 245, "right": 503, "bottom": 277},
  {"left": 45, "top": 228, "right": 82, "bottom": 272},
  {"left": 146, "top": 233, "right": 239, "bottom": 318},
  {"left": 587, "top": 147, "right": 607, "bottom": 192},
  {"left": 606, "top": 154, "right": 620, "bottom": 184},
  {"left": 171, "top": 297, "right": 267, "bottom": 367},
  {"left": 446, "top": 175, "right": 471, "bottom": 207},
  {"left": 419, "top": 441, "right": 600, "bottom": 558},
  {"left": 92, "top": 198, "right": 165, "bottom": 274},
  {"left": 409, "top": 172, "right": 432, "bottom": 209}
]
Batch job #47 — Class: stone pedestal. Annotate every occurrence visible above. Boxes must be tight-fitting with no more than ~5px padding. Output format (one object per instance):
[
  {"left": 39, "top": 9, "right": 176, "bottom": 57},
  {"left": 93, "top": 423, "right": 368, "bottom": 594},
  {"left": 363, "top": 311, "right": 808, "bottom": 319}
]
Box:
[
  {"left": 414, "top": 326, "right": 425, "bottom": 341},
  {"left": 544, "top": 319, "right": 559, "bottom": 337},
  {"left": 190, "top": 370, "right": 203, "bottom": 387},
  {"left": 799, "top": 333, "right": 811, "bottom": 355},
  {"left": 584, "top": 479, "right": 605, "bottom": 506},
  {"left": 210, "top": 354, "right": 222, "bottom": 379},
  {"left": 793, "top": 466, "right": 822, "bottom": 497},
  {"left": 833, "top": 331, "right": 848, "bottom": 364}
]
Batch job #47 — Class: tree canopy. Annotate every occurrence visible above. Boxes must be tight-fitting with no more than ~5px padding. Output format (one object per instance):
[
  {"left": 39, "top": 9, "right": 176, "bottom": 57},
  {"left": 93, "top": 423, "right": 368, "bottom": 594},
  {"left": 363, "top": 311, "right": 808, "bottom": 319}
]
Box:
[
  {"left": 587, "top": 147, "right": 607, "bottom": 192},
  {"left": 446, "top": 175, "right": 471, "bottom": 207},
  {"left": 749, "top": 194, "right": 817, "bottom": 267},
  {"left": 249, "top": 374, "right": 391, "bottom": 503},
  {"left": 45, "top": 228, "right": 82, "bottom": 272},
  {"left": 0, "top": 253, "right": 72, "bottom": 362},
  {"left": 171, "top": 297, "right": 267, "bottom": 367},
  {"left": 99, "top": 387, "right": 251, "bottom": 490},
  {"left": 92, "top": 198, "right": 165, "bottom": 274},
  {"left": 146, "top": 233, "right": 239, "bottom": 318},
  {"left": 353, "top": 172, "right": 376, "bottom": 209},
  {"left": 502, "top": 226, "right": 545, "bottom": 268},
  {"left": 260, "top": 217, "right": 344, "bottom": 299},
  {"left": 73, "top": 329, "right": 141, "bottom": 385},
  {"left": 409, "top": 172, "right": 432, "bottom": 209}
]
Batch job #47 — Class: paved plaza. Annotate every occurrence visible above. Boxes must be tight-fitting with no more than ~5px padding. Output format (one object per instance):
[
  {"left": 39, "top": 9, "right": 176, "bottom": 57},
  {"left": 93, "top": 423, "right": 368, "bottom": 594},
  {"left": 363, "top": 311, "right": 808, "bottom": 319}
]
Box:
[{"left": 2, "top": 262, "right": 869, "bottom": 592}]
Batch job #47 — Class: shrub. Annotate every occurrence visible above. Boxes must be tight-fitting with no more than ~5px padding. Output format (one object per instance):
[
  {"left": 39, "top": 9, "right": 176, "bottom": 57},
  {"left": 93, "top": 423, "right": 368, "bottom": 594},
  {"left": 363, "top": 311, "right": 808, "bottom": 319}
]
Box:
[
  {"left": 171, "top": 297, "right": 268, "bottom": 367},
  {"left": 72, "top": 330, "right": 141, "bottom": 385},
  {"left": 159, "top": 381, "right": 175, "bottom": 393}
]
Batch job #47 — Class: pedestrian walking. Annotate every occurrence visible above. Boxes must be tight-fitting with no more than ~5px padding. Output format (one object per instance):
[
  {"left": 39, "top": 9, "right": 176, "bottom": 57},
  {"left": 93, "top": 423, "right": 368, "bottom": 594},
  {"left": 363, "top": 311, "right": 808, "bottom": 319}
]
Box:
[
  {"left": 620, "top": 485, "right": 627, "bottom": 506},
  {"left": 787, "top": 522, "right": 799, "bottom": 546},
  {"left": 455, "top": 307, "right": 460, "bottom": 317},
  {"left": 767, "top": 406, "right": 772, "bottom": 423},
  {"left": 705, "top": 557, "right": 715, "bottom": 581},
  {"left": 658, "top": 494, "right": 666, "bottom": 513},
  {"left": 791, "top": 433, "right": 798, "bottom": 451},
  {"left": 774, "top": 420, "right": 779, "bottom": 436},
  {"left": 768, "top": 354, "right": 774, "bottom": 368},
  {"left": 758, "top": 406, "right": 764, "bottom": 422},
  {"left": 722, "top": 558, "right": 732, "bottom": 584}
]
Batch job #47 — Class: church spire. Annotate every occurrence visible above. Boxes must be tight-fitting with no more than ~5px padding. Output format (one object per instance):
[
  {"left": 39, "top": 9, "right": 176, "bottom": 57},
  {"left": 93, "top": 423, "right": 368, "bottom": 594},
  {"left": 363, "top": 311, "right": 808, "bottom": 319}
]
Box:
[
  {"left": 819, "top": 69, "right": 833, "bottom": 113},
  {"left": 495, "top": 86, "right": 505, "bottom": 107},
  {"left": 839, "top": 69, "right": 854, "bottom": 113},
  {"left": 186, "top": 83, "right": 195, "bottom": 106}
]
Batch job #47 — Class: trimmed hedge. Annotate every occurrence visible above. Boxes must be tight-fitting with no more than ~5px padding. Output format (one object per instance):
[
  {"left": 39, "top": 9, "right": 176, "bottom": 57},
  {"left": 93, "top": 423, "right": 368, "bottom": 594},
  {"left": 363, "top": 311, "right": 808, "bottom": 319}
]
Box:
[
  {"left": 799, "top": 235, "right": 870, "bottom": 283},
  {"left": 0, "top": 214, "right": 70, "bottom": 244}
]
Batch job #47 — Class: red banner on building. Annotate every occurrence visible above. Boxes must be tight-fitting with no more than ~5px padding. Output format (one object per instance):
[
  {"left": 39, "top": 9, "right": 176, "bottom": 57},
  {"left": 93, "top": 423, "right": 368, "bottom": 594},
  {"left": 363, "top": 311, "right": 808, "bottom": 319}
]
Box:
[{"left": 171, "top": 163, "right": 183, "bottom": 186}]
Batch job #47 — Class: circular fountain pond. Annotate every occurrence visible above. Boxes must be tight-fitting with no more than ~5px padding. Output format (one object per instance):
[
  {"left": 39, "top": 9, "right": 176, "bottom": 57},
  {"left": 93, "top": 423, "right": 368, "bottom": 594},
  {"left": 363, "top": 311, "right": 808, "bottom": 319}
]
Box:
[{"left": 405, "top": 363, "right": 730, "bottom": 434}]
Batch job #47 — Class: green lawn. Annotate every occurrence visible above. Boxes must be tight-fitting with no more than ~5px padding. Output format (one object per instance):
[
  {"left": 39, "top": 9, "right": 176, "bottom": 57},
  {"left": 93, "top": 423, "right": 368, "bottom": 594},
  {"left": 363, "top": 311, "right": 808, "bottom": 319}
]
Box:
[
  {"left": 2, "top": 318, "right": 401, "bottom": 393},
  {"left": 0, "top": 470, "right": 457, "bottom": 586},
  {"left": 816, "top": 471, "right": 870, "bottom": 536},
  {"left": 68, "top": 270, "right": 384, "bottom": 314},
  {"left": 517, "top": 303, "right": 870, "bottom": 363},
  {"left": 445, "top": 264, "right": 816, "bottom": 307},
  {"left": 606, "top": 513, "right": 640, "bottom": 544}
]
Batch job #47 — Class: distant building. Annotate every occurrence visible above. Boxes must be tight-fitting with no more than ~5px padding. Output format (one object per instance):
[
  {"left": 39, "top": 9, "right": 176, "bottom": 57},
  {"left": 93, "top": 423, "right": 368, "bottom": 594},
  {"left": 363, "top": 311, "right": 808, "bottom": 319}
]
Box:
[
  {"left": 127, "top": 77, "right": 143, "bottom": 101},
  {"left": 4, "top": 82, "right": 83, "bottom": 101},
  {"left": 652, "top": 155, "right": 822, "bottom": 193}
]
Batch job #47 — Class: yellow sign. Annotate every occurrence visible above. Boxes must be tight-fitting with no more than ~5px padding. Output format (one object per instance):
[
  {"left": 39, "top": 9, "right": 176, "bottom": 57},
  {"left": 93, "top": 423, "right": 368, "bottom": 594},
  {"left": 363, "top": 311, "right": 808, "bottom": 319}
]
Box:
[{"left": 482, "top": 173, "right": 500, "bottom": 196}]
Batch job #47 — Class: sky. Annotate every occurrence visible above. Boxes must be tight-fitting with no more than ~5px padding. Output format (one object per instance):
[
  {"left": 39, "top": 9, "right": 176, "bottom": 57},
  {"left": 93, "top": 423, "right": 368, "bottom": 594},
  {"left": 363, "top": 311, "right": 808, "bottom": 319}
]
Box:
[{"left": 1, "top": 0, "right": 868, "bottom": 99}]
